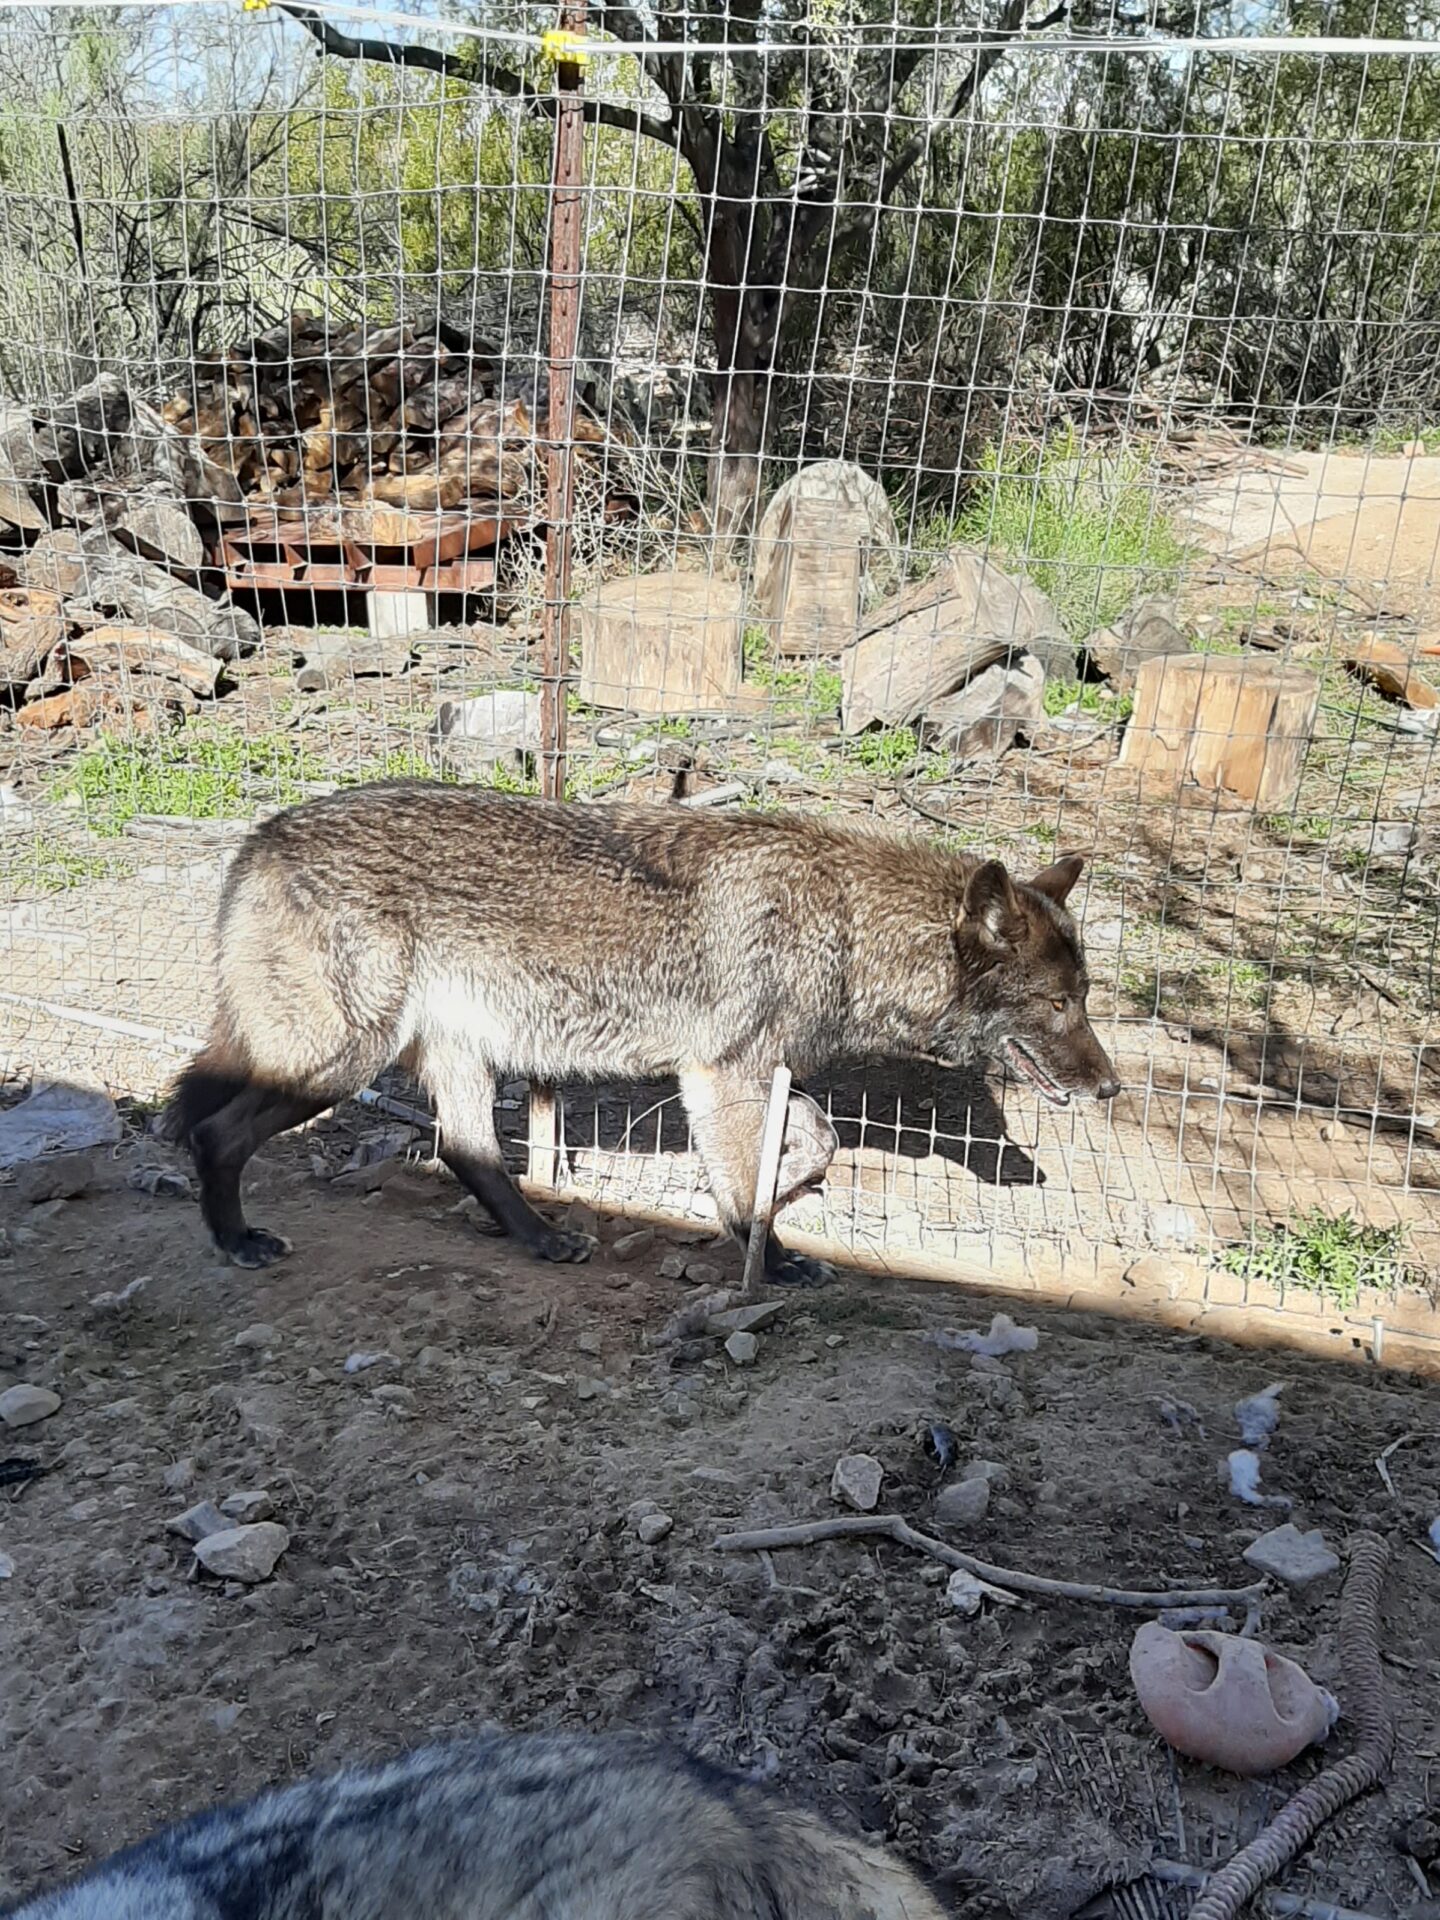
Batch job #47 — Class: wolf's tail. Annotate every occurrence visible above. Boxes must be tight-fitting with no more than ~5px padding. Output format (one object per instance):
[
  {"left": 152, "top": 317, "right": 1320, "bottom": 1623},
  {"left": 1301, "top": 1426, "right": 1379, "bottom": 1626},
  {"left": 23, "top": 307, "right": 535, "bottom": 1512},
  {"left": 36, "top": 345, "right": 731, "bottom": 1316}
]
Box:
[{"left": 158, "top": 1033, "right": 249, "bottom": 1148}]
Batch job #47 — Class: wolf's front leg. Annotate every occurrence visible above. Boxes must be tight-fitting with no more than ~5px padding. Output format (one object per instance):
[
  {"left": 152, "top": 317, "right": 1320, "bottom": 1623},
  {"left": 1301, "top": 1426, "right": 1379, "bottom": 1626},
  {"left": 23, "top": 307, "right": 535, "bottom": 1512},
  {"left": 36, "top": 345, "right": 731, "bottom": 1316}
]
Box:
[
  {"left": 418, "top": 1038, "right": 593, "bottom": 1264},
  {"left": 679, "top": 1065, "right": 839, "bottom": 1287}
]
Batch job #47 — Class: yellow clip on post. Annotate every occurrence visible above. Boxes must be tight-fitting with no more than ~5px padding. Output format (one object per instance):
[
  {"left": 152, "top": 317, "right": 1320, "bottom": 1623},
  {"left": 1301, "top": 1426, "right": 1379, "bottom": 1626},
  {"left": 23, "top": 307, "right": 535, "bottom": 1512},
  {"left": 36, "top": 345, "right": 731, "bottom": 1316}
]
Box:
[
  {"left": 242, "top": 0, "right": 273, "bottom": 13},
  {"left": 541, "top": 26, "right": 591, "bottom": 65}
]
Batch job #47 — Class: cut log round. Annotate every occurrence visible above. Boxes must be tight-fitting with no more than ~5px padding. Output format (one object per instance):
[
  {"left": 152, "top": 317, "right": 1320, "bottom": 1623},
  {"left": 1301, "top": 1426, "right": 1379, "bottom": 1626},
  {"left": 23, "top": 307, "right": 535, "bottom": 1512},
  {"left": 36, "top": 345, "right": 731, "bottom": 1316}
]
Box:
[
  {"left": 1117, "top": 652, "right": 1321, "bottom": 810},
  {"left": 578, "top": 570, "right": 746, "bottom": 715}
]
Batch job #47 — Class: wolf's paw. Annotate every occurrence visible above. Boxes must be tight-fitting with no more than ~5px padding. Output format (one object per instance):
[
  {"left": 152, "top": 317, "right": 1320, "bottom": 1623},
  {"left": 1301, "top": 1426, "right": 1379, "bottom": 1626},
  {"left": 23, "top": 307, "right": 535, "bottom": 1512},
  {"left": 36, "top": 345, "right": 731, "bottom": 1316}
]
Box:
[
  {"left": 219, "top": 1227, "right": 293, "bottom": 1270},
  {"left": 531, "top": 1226, "right": 596, "bottom": 1265},
  {"left": 766, "top": 1250, "right": 836, "bottom": 1288}
]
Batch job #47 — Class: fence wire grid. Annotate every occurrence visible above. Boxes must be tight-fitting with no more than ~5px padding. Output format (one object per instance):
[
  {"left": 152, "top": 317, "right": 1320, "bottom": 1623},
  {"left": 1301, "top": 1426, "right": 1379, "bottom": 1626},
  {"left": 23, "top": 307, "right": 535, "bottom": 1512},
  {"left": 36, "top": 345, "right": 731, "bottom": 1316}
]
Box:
[{"left": 0, "top": 0, "right": 1438, "bottom": 1349}]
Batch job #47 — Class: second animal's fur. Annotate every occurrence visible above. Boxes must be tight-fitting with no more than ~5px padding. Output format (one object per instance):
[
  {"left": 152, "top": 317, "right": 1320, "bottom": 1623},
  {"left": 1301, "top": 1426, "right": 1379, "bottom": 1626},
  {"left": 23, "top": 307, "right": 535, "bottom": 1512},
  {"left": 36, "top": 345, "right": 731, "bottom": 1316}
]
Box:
[
  {"left": 4, "top": 1730, "right": 947, "bottom": 1920},
  {"left": 164, "top": 783, "right": 1118, "bottom": 1284}
]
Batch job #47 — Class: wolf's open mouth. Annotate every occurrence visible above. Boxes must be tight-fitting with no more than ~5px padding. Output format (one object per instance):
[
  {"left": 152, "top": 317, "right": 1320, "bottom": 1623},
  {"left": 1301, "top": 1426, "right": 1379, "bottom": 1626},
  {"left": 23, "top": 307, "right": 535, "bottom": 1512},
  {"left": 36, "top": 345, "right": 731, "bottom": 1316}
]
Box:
[{"left": 1004, "top": 1039, "right": 1072, "bottom": 1107}]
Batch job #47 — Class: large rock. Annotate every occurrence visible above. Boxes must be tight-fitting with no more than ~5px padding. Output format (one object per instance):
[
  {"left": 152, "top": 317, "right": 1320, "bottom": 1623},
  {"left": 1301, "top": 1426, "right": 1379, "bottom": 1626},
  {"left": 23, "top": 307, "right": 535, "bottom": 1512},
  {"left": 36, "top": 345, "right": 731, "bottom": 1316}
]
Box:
[
  {"left": 434, "top": 689, "right": 541, "bottom": 771},
  {"left": 841, "top": 548, "right": 1067, "bottom": 734},
  {"left": 753, "top": 460, "right": 899, "bottom": 657}
]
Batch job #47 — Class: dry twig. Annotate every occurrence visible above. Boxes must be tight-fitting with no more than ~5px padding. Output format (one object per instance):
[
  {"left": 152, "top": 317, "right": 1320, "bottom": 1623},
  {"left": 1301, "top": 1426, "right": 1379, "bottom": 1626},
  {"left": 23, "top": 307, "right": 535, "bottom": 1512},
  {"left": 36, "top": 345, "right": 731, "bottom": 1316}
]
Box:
[{"left": 713, "top": 1513, "right": 1267, "bottom": 1611}]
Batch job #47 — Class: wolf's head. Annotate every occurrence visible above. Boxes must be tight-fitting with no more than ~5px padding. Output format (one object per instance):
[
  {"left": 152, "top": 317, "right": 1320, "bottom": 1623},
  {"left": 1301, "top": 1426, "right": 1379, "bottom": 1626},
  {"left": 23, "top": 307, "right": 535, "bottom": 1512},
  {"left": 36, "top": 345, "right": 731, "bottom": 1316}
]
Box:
[{"left": 935, "top": 853, "right": 1120, "bottom": 1108}]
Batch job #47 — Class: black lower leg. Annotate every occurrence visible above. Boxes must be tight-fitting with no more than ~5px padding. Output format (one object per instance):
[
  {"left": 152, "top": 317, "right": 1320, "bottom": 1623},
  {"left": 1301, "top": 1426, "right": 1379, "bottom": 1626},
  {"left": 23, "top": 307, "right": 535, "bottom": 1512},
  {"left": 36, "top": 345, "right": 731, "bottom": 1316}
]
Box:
[
  {"left": 441, "top": 1147, "right": 593, "bottom": 1264},
  {"left": 192, "top": 1086, "right": 328, "bottom": 1268},
  {"left": 734, "top": 1220, "right": 836, "bottom": 1288}
]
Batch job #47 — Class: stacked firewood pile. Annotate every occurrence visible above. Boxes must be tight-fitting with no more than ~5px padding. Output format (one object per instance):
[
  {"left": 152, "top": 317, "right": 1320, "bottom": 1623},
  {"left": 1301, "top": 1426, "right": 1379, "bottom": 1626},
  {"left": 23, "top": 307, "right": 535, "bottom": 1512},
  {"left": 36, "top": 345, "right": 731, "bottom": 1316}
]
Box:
[{"left": 161, "top": 311, "right": 624, "bottom": 518}]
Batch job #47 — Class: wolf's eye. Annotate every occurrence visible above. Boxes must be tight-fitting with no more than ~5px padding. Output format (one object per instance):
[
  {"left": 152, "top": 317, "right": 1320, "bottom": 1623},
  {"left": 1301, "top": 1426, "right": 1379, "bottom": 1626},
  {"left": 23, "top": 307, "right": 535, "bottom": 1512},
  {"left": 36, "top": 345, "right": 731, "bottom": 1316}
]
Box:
[{"left": 1051, "top": 997, "right": 1066, "bottom": 1012}]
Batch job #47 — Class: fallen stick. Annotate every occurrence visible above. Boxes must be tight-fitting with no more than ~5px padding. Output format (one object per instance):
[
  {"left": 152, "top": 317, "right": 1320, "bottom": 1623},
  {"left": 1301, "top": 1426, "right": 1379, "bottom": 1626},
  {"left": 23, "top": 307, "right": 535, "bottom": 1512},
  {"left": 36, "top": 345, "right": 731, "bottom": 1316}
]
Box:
[
  {"left": 713, "top": 1514, "right": 1267, "bottom": 1611},
  {"left": 1184, "top": 1531, "right": 1393, "bottom": 1920}
]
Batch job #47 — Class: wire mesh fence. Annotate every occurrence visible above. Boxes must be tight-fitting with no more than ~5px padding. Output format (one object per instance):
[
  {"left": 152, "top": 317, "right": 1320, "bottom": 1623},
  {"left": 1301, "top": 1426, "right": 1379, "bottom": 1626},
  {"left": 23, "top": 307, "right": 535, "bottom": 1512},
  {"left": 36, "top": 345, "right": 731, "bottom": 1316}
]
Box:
[{"left": 0, "top": 0, "right": 1437, "bottom": 1351}]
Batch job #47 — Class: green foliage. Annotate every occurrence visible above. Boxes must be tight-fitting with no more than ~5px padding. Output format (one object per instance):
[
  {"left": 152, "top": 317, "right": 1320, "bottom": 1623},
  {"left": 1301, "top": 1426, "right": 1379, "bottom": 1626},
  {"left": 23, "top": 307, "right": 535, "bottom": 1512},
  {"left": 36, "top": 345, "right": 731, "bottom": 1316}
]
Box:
[
  {"left": 938, "top": 429, "right": 1187, "bottom": 639},
  {"left": 744, "top": 625, "right": 844, "bottom": 720},
  {"left": 1218, "top": 1209, "right": 1413, "bottom": 1308},
  {"left": 1042, "top": 680, "right": 1134, "bottom": 723},
  {"left": 0, "top": 837, "right": 123, "bottom": 895},
  {"left": 58, "top": 729, "right": 326, "bottom": 836}
]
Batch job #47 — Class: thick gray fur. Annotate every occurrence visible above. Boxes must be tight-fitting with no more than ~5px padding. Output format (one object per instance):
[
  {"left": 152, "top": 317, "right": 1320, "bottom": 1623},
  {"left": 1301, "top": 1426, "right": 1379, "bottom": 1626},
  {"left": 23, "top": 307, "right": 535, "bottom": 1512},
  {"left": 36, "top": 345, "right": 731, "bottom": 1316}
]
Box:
[
  {"left": 164, "top": 784, "right": 1117, "bottom": 1283},
  {"left": 4, "top": 1731, "right": 947, "bottom": 1920}
]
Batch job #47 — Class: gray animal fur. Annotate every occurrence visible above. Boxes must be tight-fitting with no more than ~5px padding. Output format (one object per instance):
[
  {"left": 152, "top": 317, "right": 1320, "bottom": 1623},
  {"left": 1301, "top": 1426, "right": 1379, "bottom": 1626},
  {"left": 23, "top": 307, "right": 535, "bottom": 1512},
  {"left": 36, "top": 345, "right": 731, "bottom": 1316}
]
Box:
[
  {"left": 164, "top": 784, "right": 1116, "bottom": 1284},
  {"left": 4, "top": 1731, "right": 947, "bottom": 1920}
]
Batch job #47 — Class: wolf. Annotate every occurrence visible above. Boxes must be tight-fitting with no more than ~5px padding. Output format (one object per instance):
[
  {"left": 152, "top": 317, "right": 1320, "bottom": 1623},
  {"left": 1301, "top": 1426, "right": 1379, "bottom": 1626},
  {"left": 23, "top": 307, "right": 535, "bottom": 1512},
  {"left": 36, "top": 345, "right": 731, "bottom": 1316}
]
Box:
[
  {"left": 3, "top": 1730, "right": 948, "bottom": 1920},
  {"left": 162, "top": 783, "right": 1117, "bottom": 1286}
]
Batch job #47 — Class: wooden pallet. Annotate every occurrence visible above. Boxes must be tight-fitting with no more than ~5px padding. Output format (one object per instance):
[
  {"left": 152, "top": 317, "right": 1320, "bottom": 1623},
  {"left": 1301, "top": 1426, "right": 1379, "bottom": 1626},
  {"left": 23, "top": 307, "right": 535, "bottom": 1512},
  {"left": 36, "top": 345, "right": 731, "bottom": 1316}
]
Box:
[{"left": 215, "top": 501, "right": 522, "bottom": 596}]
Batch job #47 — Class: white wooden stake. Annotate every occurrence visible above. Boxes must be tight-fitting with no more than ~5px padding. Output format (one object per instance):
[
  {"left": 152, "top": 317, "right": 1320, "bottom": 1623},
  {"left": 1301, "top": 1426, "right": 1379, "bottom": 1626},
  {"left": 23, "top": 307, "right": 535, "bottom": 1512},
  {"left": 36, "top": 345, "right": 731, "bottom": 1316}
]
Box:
[{"left": 740, "top": 1065, "right": 792, "bottom": 1297}]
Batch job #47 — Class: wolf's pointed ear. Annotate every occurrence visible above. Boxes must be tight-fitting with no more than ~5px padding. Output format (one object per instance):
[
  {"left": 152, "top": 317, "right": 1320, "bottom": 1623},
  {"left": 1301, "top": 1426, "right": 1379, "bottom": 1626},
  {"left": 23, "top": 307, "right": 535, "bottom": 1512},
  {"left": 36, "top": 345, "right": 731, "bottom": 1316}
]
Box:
[
  {"left": 962, "top": 860, "right": 1023, "bottom": 945},
  {"left": 1029, "top": 853, "right": 1085, "bottom": 906}
]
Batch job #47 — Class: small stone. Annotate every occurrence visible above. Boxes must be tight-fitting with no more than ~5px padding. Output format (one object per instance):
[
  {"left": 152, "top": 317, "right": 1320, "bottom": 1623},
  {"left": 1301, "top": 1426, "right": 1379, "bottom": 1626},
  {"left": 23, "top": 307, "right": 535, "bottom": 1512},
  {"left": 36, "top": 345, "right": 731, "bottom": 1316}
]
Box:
[
  {"left": 627, "top": 1498, "right": 662, "bottom": 1525},
  {"left": 576, "top": 1331, "right": 603, "bottom": 1356},
  {"left": 576, "top": 1377, "right": 606, "bottom": 1401},
  {"left": 1125, "top": 1253, "right": 1188, "bottom": 1298},
  {"left": 372, "top": 1384, "right": 416, "bottom": 1411},
  {"left": 685, "top": 1260, "right": 723, "bottom": 1287},
  {"left": 1147, "top": 1203, "right": 1197, "bottom": 1250},
  {"left": 945, "top": 1569, "right": 986, "bottom": 1616},
  {"left": 831, "top": 1452, "right": 883, "bottom": 1512},
  {"left": 1242, "top": 1523, "right": 1340, "bottom": 1590},
  {"left": 962, "top": 1459, "right": 1009, "bottom": 1486},
  {"left": 344, "top": 1351, "right": 395, "bottom": 1374},
  {"left": 166, "top": 1500, "right": 230, "bottom": 1542},
  {"left": 934, "top": 1477, "right": 991, "bottom": 1527},
  {"left": 0, "top": 1385, "right": 61, "bottom": 1428},
  {"left": 724, "top": 1331, "right": 759, "bottom": 1365},
  {"left": 659, "top": 1252, "right": 690, "bottom": 1281},
  {"left": 233, "top": 1323, "right": 279, "bottom": 1351},
  {"left": 824, "top": 1334, "right": 844, "bottom": 1349},
  {"left": 0, "top": 1549, "right": 14, "bottom": 1579},
  {"left": 662, "top": 1392, "right": 698, "bottom": 1426},
  {"left": 193, "top": 1522, "right": 290, "bottom": 1584},
  {"left": 220, "top": 1489, "right": 275, "bottom": 1524},
  {"left": 566, "top": 1201, "right": 601, "bottom": 1238},
  {"left": 162, "top": 1457, "right": 196, "bottom": 1494},
  {"left": 611, "top": 1229, "right": 654, "bottom": 1260},
  {"left": 637, "top": 1511, "right": 674, "bottom": 1545},
  {"left": 707, "top": 1300, "right": 785, "bottom": 1336}
]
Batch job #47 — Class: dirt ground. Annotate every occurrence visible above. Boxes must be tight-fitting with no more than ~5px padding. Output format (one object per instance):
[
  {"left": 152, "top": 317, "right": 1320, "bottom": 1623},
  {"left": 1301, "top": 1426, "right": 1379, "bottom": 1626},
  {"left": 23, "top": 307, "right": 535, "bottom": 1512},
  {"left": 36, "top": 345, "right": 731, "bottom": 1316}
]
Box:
[{"left": 3, "top": 1118, "right": 1439, "bottom": 1920}]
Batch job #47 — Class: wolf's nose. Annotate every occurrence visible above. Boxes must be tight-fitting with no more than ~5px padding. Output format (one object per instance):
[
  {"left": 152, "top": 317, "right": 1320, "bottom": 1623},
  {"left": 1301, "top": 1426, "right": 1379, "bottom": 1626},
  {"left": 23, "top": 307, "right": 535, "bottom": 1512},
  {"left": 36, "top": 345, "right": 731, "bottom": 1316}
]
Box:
[{"left": 1097, "top": 1077, "right": 1121, "bottom": 1101}]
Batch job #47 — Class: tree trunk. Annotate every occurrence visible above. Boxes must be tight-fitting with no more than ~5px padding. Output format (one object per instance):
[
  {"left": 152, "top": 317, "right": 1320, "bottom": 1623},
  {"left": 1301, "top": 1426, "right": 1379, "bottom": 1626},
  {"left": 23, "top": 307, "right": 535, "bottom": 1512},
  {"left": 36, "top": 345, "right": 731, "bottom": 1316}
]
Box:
[{"left": 702, "top": 162, "right": 777, "bottom": 545}]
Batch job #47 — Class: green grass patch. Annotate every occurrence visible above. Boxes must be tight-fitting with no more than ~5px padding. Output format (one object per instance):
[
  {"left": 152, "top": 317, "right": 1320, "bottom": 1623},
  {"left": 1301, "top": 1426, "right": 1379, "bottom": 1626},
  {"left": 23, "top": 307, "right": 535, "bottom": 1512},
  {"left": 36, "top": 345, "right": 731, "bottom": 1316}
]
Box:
[
  {"left": 1042, "top": 679, "right": 1135, "bottom": 723},
  {"left": 928, "top": 427, "right": 1187, "bottom": 639},
  {"left": 0, "top": 837, "right": 126, "bottom": 895},
  {"left": 744, "top": 625, "right": 844, "bottom": 721},
  {"left": 57, "top": 728, "right": 327, "bottom": 836},
  {"left": 1218, "top": 1208, "right": 1413, "bottom": 1308}
]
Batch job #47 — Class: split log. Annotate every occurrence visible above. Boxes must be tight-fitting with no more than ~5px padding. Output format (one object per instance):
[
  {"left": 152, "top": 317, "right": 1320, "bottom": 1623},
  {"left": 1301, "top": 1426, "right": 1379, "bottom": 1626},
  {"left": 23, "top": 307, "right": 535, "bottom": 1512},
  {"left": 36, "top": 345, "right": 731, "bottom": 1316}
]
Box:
[
  {"left": 1117, "top": 652, "right": 1321, "bottom": 810},
  {"left": 0, "top": 588, "right": 66, "bottom": 690},
  {"left": 841, "top": 548, "right": 1066, "bottom": 734},
  {"left": 57, "top": 624, "right": 223, "bottom": 697}
]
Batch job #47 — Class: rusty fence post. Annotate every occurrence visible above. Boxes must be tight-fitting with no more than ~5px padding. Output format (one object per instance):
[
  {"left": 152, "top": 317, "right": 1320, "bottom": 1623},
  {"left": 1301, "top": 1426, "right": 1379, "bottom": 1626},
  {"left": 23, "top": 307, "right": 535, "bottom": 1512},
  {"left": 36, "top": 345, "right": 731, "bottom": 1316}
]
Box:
[{"left": 529, "top": 2, "right": 586, "bottom": 1194}]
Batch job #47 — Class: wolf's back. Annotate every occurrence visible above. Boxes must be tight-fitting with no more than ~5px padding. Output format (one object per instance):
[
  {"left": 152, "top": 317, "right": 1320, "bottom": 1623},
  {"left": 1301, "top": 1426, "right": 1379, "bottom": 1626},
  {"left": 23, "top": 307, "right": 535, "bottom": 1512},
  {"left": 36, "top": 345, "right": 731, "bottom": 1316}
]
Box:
[{"left": 5, "top": 1734, "right": 946, "bottom": 1920}]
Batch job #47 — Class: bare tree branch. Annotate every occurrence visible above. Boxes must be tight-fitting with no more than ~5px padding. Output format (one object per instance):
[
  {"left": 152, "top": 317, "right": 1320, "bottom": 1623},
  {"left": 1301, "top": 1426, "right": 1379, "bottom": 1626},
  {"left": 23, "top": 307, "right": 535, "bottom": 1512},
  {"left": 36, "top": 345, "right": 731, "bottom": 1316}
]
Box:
[{"left": 279, "top": 2, "right": 679, "bottom": 146}]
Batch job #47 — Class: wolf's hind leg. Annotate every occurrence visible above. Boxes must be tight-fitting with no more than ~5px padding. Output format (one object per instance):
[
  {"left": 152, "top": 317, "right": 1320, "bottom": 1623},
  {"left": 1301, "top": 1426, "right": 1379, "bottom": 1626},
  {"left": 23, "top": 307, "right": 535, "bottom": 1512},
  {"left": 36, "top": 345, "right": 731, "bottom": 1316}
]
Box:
[
  {"left": 679, "top": 1066, "right": 839, "bottom": 1287},
  {"left": 192, "top": 1083, "right": 332, "bottom": 1267},
  {"left": 418, "top": 1038, "right": 592, "bottom": 1264}
]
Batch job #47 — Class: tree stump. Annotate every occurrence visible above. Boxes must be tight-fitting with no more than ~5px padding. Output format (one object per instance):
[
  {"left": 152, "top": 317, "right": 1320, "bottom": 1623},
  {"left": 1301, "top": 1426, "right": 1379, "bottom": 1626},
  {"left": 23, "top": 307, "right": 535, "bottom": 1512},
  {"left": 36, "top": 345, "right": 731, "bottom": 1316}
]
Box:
[
  {"left": 1118, "top": 653, "right": 1321, "bottom": 810},
  {"left": 753, "top": 460, "right": 898, "bottom": 658},
  {"left": 577, "top": 569, "right": 745, "bottom": 714}
]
